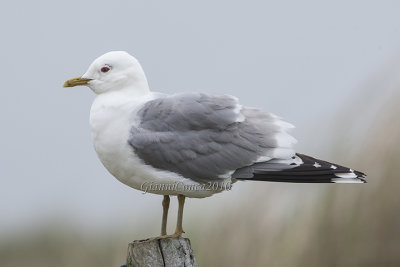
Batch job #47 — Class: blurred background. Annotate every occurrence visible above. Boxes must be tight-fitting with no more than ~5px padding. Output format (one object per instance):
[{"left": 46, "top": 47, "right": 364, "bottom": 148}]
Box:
[{"left": 1, "top": 0, "right": 399, "bottom": 266}]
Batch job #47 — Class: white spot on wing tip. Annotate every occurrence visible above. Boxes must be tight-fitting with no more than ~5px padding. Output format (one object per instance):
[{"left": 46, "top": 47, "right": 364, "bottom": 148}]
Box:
[
  {"left": 335, "top": 172, "right": 357, "bottom": 178},
  {"left": 332, "top": 178, "right": 365, "bottom": 184},
  {"left": 313, "top": 162, "right": 322, "bottom": 168},
  {"left": 330, "top": 165, "right": 337, "bottom": 169}
]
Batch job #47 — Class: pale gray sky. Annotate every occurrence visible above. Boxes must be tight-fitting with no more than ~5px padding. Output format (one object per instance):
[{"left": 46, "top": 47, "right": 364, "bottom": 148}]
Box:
[{"left": 1, "top": 0, "right": 400, "bottom": 234}]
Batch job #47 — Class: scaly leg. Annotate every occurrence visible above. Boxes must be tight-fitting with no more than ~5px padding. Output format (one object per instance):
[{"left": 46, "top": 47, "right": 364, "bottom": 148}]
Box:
[
  {"left": 155, "top": 195, "right": 185, "bottom": 239},
  {"left": 174, "top": 194, "right": 185, "bottom": 236},
  {"left": 161, "top": 195, "right": 170, "bottom": 236}
]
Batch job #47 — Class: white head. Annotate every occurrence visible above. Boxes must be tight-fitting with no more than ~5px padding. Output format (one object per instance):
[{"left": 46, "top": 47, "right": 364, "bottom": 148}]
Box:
[{"left": 63, "top": 51, "right": 150, "bottom": 95}]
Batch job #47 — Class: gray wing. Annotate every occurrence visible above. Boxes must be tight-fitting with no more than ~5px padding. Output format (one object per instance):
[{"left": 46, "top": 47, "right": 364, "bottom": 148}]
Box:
[{"left": 128, "top": 92, "right": 296, "bottom": 182}]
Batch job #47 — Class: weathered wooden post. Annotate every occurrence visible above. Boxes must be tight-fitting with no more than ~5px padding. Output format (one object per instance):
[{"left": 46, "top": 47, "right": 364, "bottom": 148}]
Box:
[{"left": 123, "top": 237, "right": 197, "bottom": 267}]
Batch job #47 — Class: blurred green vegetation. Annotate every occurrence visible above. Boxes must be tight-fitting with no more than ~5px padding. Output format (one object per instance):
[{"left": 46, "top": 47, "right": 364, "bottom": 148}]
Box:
[{"left": 1, "top": 88, "right": 399, "bottom": 267}]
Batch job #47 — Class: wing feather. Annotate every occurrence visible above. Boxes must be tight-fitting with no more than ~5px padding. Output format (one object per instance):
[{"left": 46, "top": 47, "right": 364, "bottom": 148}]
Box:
[{"left": 128, "top": 92, "right": 295, "bottom": 182}]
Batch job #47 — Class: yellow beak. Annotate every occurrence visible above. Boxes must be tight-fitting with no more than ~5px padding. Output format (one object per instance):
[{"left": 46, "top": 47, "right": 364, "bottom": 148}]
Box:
[{"left": 63, "top": 76, "right": 92, "bottom": 88}]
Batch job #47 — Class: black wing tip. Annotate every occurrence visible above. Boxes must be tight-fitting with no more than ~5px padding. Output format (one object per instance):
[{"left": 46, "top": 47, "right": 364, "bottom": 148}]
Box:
[
  {"left": 234, "top": 153, "right": 368, "bottom": 184},
  {"left": 358, "top": 176, "right": 368, "bottom": 183}
]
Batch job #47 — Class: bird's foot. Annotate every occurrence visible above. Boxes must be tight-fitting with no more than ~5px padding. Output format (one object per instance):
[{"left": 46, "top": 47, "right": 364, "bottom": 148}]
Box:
[{"left": 156, "top": 230, "right": 185, "bottom": 240}]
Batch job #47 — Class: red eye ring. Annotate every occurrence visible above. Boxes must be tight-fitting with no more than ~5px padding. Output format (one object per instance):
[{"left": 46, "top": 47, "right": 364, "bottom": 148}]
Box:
[{"left": 101, "top": 66, "right": 110, "bottom": 73}]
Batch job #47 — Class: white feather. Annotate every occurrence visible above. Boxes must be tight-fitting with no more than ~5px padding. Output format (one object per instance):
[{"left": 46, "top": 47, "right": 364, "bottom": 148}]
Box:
[
  {"left": 332, "top": 178, "right": 364, "bottom": 183},
  {"left": 334, "top": 172, "right": 357, "bottom": 178}
]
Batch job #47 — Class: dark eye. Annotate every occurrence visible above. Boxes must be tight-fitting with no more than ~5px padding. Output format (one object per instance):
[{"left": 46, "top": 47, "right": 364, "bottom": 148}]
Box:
[{"left": 101, "top": 66, "right": 110, "bottom": 73}]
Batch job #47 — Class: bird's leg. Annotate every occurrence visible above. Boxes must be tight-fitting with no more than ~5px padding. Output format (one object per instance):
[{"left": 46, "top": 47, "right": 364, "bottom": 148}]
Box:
[
  {"left": 174, "top": 194, "right": 186, "bottom": 236},
  {"left": 155, "top": 195, "right": 185, "bottom": 239},
  {"left": 161, "top": 195, "right": 170, "bottom": 236}
]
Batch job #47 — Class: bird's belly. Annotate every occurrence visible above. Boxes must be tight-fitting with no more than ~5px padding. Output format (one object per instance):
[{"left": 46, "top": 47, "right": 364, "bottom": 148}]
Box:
[{"left": 89, "top": 108, "right": 221, "bottom": 198}]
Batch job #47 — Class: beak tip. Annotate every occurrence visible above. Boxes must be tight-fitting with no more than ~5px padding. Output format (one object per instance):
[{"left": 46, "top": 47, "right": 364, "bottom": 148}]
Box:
[{"left": 62, "top": 76, "right": 91, "bottom": 88}]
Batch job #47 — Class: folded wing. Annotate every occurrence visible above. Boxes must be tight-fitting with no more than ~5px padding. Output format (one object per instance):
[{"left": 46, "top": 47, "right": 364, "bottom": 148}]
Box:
[{"left": 128, "top": 92, "right": 296, "bottom": 182}]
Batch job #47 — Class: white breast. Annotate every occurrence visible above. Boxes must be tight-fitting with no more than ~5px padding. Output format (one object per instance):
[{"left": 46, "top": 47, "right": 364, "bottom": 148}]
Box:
[{"left": 89, "top": 91, "right": 220, "bottom": 198}]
